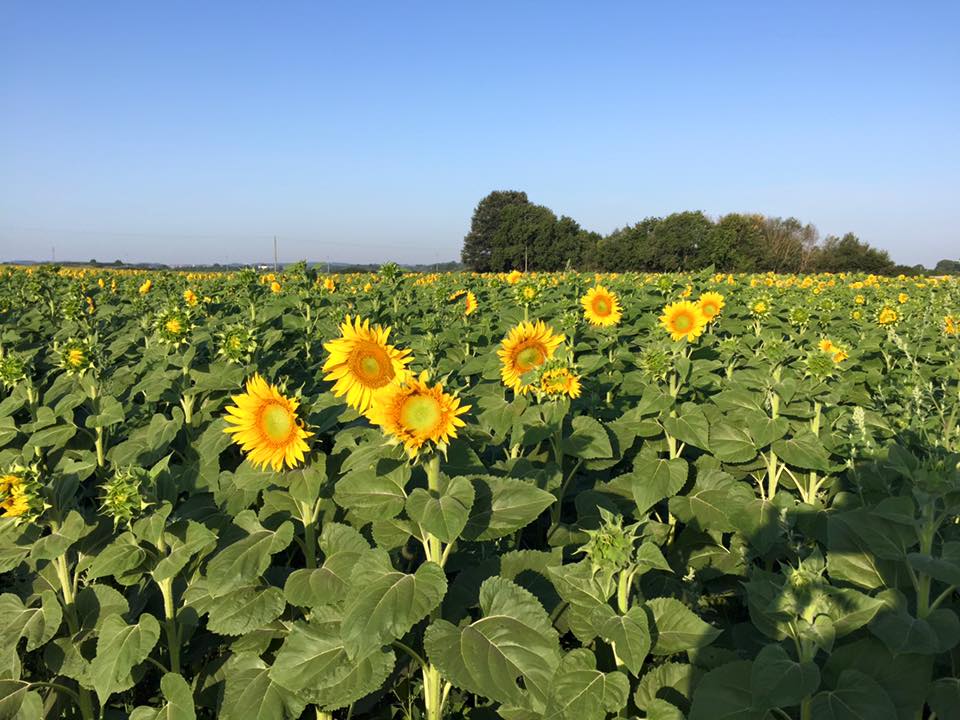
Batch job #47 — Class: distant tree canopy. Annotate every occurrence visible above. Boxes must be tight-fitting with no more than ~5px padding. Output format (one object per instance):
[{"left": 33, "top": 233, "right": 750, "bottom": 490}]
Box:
[{"left": 461, "top": 190, "right": 902, "bottom": 274}]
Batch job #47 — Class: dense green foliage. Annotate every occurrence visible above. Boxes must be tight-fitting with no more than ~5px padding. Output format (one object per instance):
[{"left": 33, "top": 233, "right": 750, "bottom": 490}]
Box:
[
  {"left": 461, "top": 190, "right": 907, "bottom": 274},
  {"left": 1, "top": 265, "right": 960, "bottom": 719}
]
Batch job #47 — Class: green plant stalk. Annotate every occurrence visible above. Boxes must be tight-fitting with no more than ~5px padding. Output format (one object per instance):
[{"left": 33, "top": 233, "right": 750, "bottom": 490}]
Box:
[
  {"left": 301, "top": 501, "right": 318, "bottom": 569},
  {"left": 53, "top": 546, "right": 95, "bottom": 720},
  {"left": 424, "top": 455, "right": 444, "bottom": 565},
  {"left": 916, "top": 514, "right": 938, "bottom": 619},
  {"left": 94, "top": 427, "right": 106, "bottom": 468},
  {"left": 158, "top": 577, "right": 180, "bottom": 674},
  {"left": 180, "top": 393, "right": 195, "bottom": 427}
]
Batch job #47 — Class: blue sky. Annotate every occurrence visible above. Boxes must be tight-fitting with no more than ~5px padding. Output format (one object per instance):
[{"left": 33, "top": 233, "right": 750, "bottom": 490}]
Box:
[{"left": 2, "top": 1, "right": 958, "bottom": 266}]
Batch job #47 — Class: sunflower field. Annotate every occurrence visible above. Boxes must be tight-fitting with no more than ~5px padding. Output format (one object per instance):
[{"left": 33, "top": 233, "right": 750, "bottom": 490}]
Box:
[{"left": 1, "top": 263, "right": 960, "bottom": 720}]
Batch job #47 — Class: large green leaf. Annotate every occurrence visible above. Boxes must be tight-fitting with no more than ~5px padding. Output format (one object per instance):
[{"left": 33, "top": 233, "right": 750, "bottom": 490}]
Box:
[
  {"left": 462, "top": 476, "right": 555, "bottom": 541},
  {"left": 285, "top": 522, "right": 372, "bottom": 607},
  {"left": 340, "top": 550, "right": 446, "bottom": 656},
  {"left": 661, "top": 404, "right": 710, "bottom": 451},
  {"left": 689, "top": 661, "right": 767, "bottom": 720},
  {"left": 0, "top": 591, "right": 62, "bottom": 652},
  {"left": 598, "top": 606, "right": 651, "bottom": 676},
  {"left": 206, "top": 585, "right": 286, "bottom": 636},
  {"left": 269, "top": 617, "right": 395, "bottom": 710},
  {"left": 750, "top": 644, "right": 819, "bottom": 710},
  {"left": 543, "top": 649, "right": 630, "bottom": 720},
  {"left": 425, "top": 576, "right": 562, "bottom": 709},
  {"left": 648, "top": 597, "right": 721, "bottom": 655},
  {"left": 562, "top": 416, "right": 613, "bottom": 459},
  {"left": 810, "top": 670, "right": 897, "bottom": 720},
  {"left": 634, "top": 662, "right": 701, "bottom": 713},
  {"left": 406, "top": 475, "right": 474, "bottom": 543},
  {"left": 334, "top": 462, "right": 409, "bottom": 520},
  {"left": 220, "top": 656, "right": 306, "bottom": 720},
  {"left": 90, "top": 613, "right": 161, "bottom": 704},
  {"left": 773, "top": 430, "right": 831, "bottom": 471},
  {"left": 631, "top": 457, "right": 688, "bottom": 516},
  {"left": 204, "top": 514, "right": 293, "bottom": 598},
  {"left": 708, "top": 423, "right": 757, "bottom": 463},
  {"left": 129, "top": 673, "right": 195, "bottom": 720}
]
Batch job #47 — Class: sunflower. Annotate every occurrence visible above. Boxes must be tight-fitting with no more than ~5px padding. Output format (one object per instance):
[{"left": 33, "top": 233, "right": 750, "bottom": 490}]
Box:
[
  {"left": 366, "top": 371, "right": 470, "bottom": 457},
  {"left": 696, "top": 292, "right": 725, "bottom": 322},
  {"left": 498, "top": 320, "right": 565, "bottom": 393},
  {"left": 0, "top": 474, "right": 30, "bottom": 518},
  {"left": 659, "top": 301, "right": 708, "bottom": 342},
  {"left": 832, "top": 349, "right": 849, "bottom": 363},
  {"left": 878, "top": 306, "right": 898, "bottom": 326},
  {"left": 539, "top": 367, "right": 582, "bottom": 399},
  {"left": 506, "top": 270, "right": 523, "bottom": 285},
  {"left": 138, "top": 279, "right": 152, "bottom": 295},
  {"left": 464, "top": 291, "right": 478, "bottom": 316},
  {"left": 223, "top": 374, "right": 313, "bottom": 471},
  {"left": 183, "top": 289, "right": 198, "bottom": 307},
  {"left": 818, "top": 339, "right": 835, "bottom": 353},
  {"left": 323, "top": 316, "right": 412, "bottom": 413},
  {"left": 945, "top": 315, "right": 958, "bottom": 337},
  {"left": 270, "top": 281, "right": 282, "bottom": 294},
  {"left": 581, "top": 285, "right": 622, "bottom": 327}
]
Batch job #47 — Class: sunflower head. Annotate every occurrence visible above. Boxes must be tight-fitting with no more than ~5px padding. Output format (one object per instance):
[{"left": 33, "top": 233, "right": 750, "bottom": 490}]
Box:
[
  {"left": 223, "top": 374, "right": 313, "bottom": 471},
  {"left": 536, "top": 364, "right": 582, "bottom": 400},
  {"left": 183, "top": 289, "right": 199, "bottom": 307},
  {"left": 0, "top": 468, "right": 43, "bottom": 521},
  {"left": 138, "top": 279, "right": 152, "bottom": 295},
  {"left": 270, "top": 281, "right": 282, "bottom": 294},
  {"left": 100, "top": 467, "right": 150, "bottom": 526},
  {"left": 0, "top": 352, "right": 28, "bottom": 389},
  {"left": 750, "top": 299, "right": 771, "bottom": 317},
  {"left": 581, "top": 285, "right": 622, "bottom": 327},
  {"left": 323, "top": 316, "right": 413, "bottom": 413},
  {"left": 878, "top": 306, "right": 899, "bottom": 326},
  {"left": 156, "top": 309, "right": 192, "bottom": 346},
  {"left": 945, "top": 315, "right": 959, "bottom": 337},
  {"left": 696, "top": 292, "right": 725, "bottom": 322},
  {"left": 464, "top": 291, "right": 478, "bottom": 316},
  {"left": 366, "top": 371, "right": 470, "bottom": 457},
  {"left": 497, "top": 320, "right": 566, "bottom": 394},
  {"left": 56, "top": 338, "right": 94, "bottom": 376},
  {"left": 217, "top": 324, "right": 258, "bottom": 363},
  {"left": 818, "top": 339, "right": 835, "bottom": 353},
  {"left": 659, "top": 301, "right": 708, "bottom": 342}
]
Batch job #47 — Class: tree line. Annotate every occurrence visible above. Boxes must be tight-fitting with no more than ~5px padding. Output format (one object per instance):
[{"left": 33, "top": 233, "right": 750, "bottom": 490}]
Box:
[{"left": 461, "top": 190, "right": 950, "bottom": 274}]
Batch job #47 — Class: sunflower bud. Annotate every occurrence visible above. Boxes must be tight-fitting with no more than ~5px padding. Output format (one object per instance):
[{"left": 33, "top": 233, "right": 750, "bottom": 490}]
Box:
[
  {"left": 100, "top": 468, "right": 150, "bottom": 525},
  {"left": 0, "top": 466, "right": 43, "bottom": 521}
]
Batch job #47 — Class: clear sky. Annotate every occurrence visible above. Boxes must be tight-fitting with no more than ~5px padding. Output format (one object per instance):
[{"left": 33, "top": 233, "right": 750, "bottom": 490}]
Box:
[{"left": 2, "top": 1, "right": 958, "bottom": 267}]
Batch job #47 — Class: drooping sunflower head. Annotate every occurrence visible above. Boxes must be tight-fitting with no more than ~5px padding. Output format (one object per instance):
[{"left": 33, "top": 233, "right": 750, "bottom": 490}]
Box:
[
  {"left": 0, "top": 352, "right": 28, "bottom": 389},
  {"left": 945, "top": 315, "right": 959, "bottom": 337},
  {"left": 497, "top": 320, "right": 566, "bottom": 394},
  {"left": 696, "top": 291, "right": 725, "bottom": 322},
  {"left": 581, "top": 285, "right": 622, "bottom": 327},
  {"left": 223, "top": 374, "right": 313, "bottom": 471},
  {"left": 659, "top": 301, "right": 708, "bottom": 343},
  {"left": 323, "top": 316, "right": 413, "bottom": 413},
  {"left": 464, "top": 291, "right": 478, "bottom": 316},
  {"left": 0, "top": 468, "right": 42, "bottom": 521},
  {"left": 366, "top": 371, "right": 470, "bottom": 457}
]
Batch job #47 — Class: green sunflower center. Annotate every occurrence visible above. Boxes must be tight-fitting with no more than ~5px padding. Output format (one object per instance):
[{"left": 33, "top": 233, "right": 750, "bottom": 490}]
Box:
[
  {"left": 673, "top": 312, "right": 693, "bottom": 332},
  {"left": 261, "top": 403, "right": 294, "bottom": 442},
  {"left": 400, "top": 395, "right": 442, "bottom": 434},
  {"left": 515, "top": 344, "right": 545, "bottom": 372},
  {"left": 592, "top": 297, "right": 610, "bottom": 315},
  {"left": 350, "top": 342, "right": 394, "bottom": 388}
]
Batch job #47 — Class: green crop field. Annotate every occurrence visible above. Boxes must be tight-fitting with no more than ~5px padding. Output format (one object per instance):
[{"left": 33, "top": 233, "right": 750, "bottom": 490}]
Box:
[{"left": 1, "top": 263, "right": 959, "bottom": 719}]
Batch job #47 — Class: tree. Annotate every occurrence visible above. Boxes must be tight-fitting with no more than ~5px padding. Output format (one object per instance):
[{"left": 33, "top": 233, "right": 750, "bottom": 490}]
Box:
[
  {"left": 701, "top": 213, "right": 766, "bottom": 271},
  {"left": 811, "top": 233, "right": 894, "bottom": 273},
  {"left": 761, "top": 217, "right": 819, "bottom": 272},
  {"left": 461, "top": 191, "right": 529, "bottom": 271},
  {"left": 934, "top": 259, "right": 960, "bottom": 274}
]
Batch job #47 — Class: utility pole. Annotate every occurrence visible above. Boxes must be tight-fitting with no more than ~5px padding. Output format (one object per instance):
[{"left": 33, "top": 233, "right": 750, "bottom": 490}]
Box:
[{"left": 273, "top": 236, "right": 278, "bottom": 272}]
